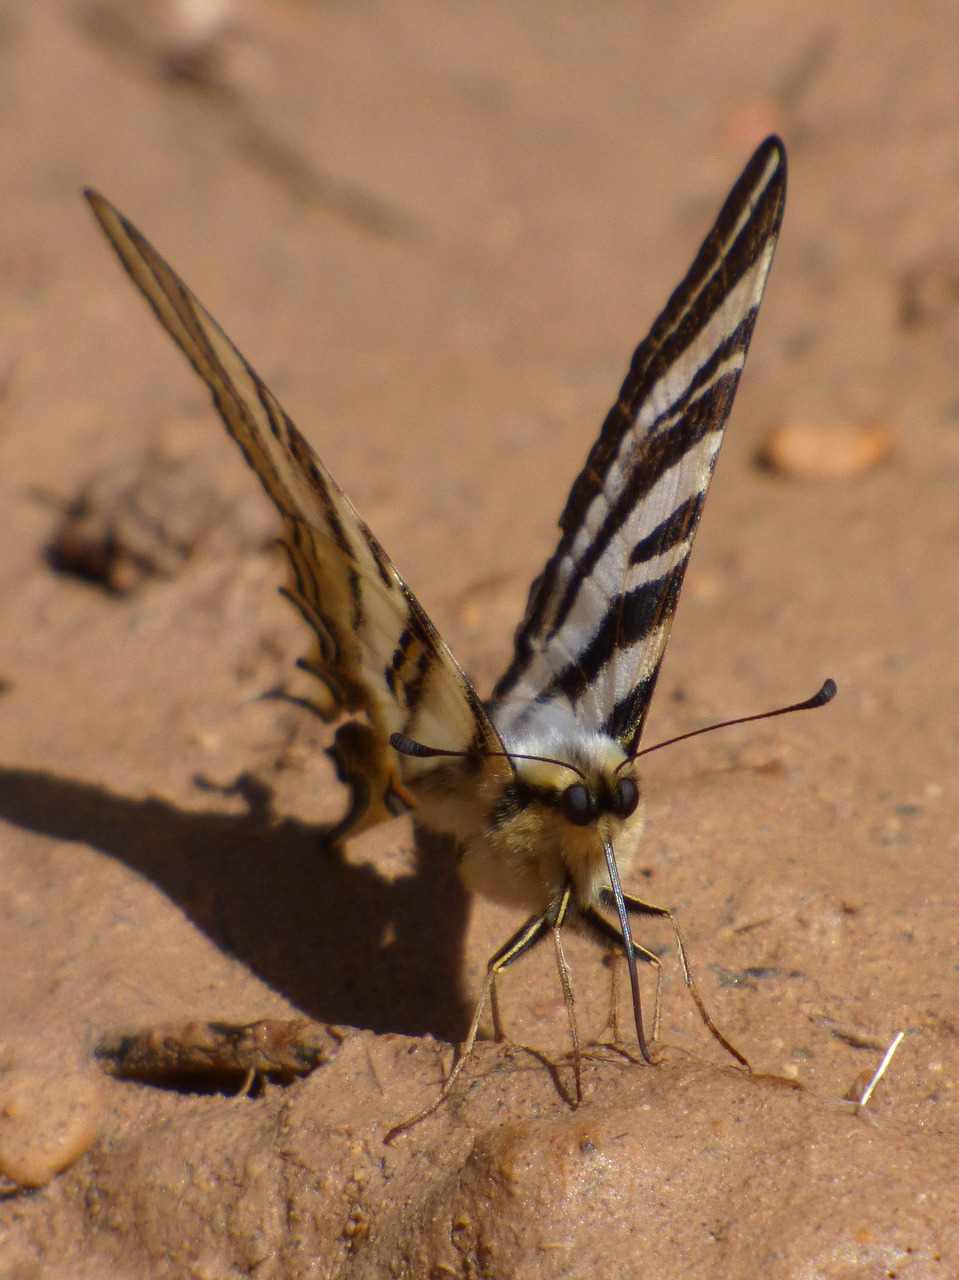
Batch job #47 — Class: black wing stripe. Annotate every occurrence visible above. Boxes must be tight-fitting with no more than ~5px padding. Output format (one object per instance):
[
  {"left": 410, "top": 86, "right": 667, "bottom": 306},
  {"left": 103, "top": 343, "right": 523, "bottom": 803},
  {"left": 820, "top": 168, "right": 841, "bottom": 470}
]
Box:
[
  {"left": 629, "top": 493, "right": 703, "bottom": 567},
  {"left": 605, "top": 674, "right": 656, "bottom": 744},
  {"left": 543, "top": 562, "right": 686, "bottom": 705}
]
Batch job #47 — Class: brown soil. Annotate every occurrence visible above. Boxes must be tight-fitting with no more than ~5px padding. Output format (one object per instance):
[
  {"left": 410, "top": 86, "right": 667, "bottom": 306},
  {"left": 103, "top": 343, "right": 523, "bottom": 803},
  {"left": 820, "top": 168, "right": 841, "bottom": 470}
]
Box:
[{"left": 1, "top": 1, "right": 958, "bottom": 1276}]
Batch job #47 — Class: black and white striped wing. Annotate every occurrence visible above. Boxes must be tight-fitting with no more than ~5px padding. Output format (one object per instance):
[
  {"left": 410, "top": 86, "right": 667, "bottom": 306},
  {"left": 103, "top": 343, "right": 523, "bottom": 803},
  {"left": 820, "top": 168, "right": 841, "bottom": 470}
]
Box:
[
  {"left": 492, "top": 137, "right": 786, "bottom": 753},
  {"left": 86, "top": 192, "right": 505, "bottom": 835}
]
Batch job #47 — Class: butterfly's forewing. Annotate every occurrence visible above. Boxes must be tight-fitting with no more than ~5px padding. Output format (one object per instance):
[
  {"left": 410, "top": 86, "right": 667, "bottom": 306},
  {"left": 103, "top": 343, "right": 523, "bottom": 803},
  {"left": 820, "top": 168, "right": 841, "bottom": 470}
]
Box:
[
  {"left": 492, "top": 138, "right": 786, "bottom": 753},
  {"left": 86, "top": 192, "right": 504, "bottom": 835}
]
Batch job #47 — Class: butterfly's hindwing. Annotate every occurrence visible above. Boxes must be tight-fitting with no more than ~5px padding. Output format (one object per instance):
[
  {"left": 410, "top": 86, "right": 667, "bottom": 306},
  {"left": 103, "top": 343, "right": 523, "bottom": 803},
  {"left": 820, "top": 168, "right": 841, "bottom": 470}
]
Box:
[
  {"left": 85, "top": 192, "right": 504, "bottom": 836},
  {"left": 492, "top": 138, "right": 786, "bottom": 754}
]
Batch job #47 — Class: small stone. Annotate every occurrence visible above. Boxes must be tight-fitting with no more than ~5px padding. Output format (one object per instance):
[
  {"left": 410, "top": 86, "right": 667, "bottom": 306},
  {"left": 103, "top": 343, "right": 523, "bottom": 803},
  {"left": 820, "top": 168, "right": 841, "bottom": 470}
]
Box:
[
  {"left": 0, "top": 1068, "right": 103, "bottom": 1188},
  {"left": 759, "top": 419, "right": 894, "bottom": 480},
  {"left": 716, "top": 98, "right": 787, "bottom": 154},
  {"left": 163, "top": 0, "right": 236, "bottom": 82}
]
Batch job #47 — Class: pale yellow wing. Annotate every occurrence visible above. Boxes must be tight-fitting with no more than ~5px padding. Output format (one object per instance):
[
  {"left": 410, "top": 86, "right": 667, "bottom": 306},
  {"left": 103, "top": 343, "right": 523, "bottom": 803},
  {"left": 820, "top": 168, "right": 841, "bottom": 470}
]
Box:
[{"left": 86, "top": 190, "right": 504, "bottom": 837}]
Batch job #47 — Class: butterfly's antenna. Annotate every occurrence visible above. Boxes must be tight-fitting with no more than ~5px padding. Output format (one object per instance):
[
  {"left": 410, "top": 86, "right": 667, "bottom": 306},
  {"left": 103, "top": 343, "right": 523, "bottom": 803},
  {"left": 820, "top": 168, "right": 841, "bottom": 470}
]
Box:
[
  {"left": 621, "top": 678, "right": 837, "bottom": 770},
  {"left": 389, "top": 733, "right": 588, "bottom": 780}
]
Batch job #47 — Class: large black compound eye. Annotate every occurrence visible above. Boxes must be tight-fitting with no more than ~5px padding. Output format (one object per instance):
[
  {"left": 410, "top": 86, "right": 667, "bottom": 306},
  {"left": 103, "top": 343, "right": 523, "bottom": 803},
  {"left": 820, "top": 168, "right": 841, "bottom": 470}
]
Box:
[
  {"left": 561, "top": 782, "right": 595, "bottom": 826},
  {"left": 613, "top": 776, "right": 640, "bottom": 819}
]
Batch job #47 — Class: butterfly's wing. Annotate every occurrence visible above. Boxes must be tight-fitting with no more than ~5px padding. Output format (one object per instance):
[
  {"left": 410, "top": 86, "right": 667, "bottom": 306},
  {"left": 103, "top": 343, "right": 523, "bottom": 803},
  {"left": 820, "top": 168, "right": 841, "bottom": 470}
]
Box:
[
  {"left": 86, "top": 191, "right": 505, "bottom": 838},
  {"left": 492, "top": 137, "right": 786, "bottom": 753}
]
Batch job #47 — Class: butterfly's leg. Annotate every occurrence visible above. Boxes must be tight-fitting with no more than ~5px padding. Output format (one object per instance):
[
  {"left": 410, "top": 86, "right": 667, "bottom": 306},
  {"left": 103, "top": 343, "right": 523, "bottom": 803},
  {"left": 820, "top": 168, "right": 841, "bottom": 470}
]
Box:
[
  {"left": 607, "top": 950, "right": 622, "bottom": 1044},
  {"left": 550, "top": 886, "right": 583, "bottom": 1102},
  {"left": 580, "top": 906, "right": 663, "bottom": 1052},
  {"left": 488, "top": 917, "right": 545, "bottom": 1041},
  {"left": 490, "top": 968, "right": 506, "bottom": 1043},
  {"left": 385, "top": 910, "right": 552, "bottom": 1141},
  {"left": 614, "top": 891, "right": 751, "bottom": 1070},
  {"left": 467, "top": 910, "right": 554, "bottom": 1062},
  {"left": 587, "top": 934, "right": 624, "bottom": 1045}
]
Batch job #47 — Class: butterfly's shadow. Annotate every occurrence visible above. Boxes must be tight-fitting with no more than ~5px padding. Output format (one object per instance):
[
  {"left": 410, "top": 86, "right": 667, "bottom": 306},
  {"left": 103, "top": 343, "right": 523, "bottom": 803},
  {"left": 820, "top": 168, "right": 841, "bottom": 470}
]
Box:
[{"left": 0, "top": 766, "right": 472, "bottom": 1041}]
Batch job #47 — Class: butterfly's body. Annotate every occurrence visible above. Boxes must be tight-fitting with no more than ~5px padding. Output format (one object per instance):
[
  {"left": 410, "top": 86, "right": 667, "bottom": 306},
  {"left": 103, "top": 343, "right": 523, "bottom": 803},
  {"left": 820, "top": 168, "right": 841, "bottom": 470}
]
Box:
[{"left": 86, "top": 136, "right": 792, "bottom": 1126}]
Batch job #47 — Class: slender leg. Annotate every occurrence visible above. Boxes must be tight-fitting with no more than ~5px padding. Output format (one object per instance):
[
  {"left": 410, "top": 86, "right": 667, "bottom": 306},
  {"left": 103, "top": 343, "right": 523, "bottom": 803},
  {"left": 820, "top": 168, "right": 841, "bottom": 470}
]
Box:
[
  {"left": 550, "top": 886, "right": 582, "bottom": 1102},
  {"left": 602, "top": 888, "right": 751, "bottom": 1070},
  {"left": 385, "top": 910, "right": 553, "bottom": 1141},
  {"left": 490, "top": 969, "right": 505, "bottom": 1043},
  {"left": 608, "top": 944, "right": 622, "bottom": 1044}
]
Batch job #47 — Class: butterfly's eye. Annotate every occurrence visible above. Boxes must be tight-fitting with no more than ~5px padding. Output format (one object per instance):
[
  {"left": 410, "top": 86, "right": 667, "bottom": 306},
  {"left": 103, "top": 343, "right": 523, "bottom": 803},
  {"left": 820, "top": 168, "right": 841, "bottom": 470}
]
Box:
[
  {"left": 613, "top": 776, "right": 640, "bottom": 819},
  {"left": 561, "top": 783, "right": 595, "bottom": 826}
]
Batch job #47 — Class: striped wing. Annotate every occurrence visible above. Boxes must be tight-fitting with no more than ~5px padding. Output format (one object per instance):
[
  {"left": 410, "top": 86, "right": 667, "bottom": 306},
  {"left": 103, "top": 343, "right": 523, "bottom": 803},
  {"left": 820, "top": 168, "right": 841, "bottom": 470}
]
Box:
[
  {"left": 492, "top": 138, "right": 786, "bottom": 753},
  {"left": 86, "top": 191, "right": 504, "bottom": 836}
]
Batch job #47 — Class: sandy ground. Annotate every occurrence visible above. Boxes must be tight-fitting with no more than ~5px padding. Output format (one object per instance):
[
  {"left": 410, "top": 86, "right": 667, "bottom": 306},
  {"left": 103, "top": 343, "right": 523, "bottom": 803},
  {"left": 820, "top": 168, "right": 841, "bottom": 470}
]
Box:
[{"left": 1, "top": 0, "right": 958, "bottom": 1275}]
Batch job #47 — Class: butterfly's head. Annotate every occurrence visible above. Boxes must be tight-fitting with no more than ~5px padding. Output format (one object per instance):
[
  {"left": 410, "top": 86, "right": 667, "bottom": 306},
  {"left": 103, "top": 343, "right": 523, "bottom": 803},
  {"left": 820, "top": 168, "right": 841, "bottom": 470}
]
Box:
[
  {"left": 390, "top": 722, "right": 646, "bottom": 912},
  {"left": 470, "top": 730, "right": 646, "bottom": 911}
]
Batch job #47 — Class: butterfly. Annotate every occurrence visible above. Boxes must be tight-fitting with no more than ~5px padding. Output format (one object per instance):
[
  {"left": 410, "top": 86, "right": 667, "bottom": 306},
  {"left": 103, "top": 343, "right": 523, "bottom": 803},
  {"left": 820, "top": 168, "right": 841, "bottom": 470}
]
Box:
[{"left": 87, "top": 135, "right": 804, "bottom": 1132}]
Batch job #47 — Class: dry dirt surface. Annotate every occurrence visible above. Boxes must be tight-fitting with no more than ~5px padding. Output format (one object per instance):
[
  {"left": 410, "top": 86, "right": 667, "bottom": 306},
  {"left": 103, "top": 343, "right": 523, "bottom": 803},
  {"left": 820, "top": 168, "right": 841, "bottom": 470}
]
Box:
[{"left": 1, "top": 1, "right": 958, "bottom": 1277}]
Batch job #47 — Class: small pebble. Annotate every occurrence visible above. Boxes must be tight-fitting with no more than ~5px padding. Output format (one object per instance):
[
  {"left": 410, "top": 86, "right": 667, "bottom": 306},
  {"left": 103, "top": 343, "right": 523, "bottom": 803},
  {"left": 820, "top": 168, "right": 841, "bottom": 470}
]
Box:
[
  {"left": 0, "top": 1069, "right": 103, "bottom": 1188},
  {"left": 716, "top": 98, "right": 787, "bottom": 153},
  {"left": 759, "top": 419, "right": 894, "bottom": 480},
  {"left": 163, "top": 0, "right": 236, "bottom": 80}
]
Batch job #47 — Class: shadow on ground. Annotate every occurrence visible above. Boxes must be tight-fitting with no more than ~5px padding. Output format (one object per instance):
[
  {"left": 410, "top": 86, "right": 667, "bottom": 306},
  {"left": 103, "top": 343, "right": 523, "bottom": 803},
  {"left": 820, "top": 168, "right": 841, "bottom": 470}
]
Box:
[{"left": 0, "top": 766, "right": 472, "bottom": 1042}]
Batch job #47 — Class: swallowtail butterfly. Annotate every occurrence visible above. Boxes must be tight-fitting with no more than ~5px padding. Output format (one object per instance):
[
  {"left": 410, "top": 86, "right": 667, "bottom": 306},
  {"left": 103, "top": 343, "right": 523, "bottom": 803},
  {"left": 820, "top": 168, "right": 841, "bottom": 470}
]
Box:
[{"left": 88, "top": 136, "right": 807, "bottom": 1129}]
